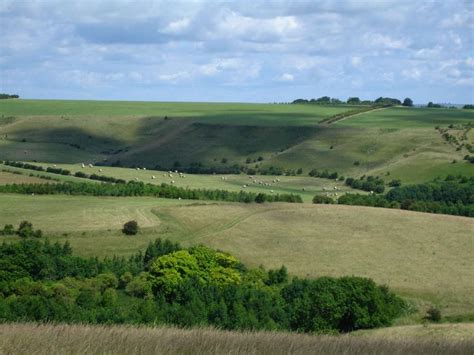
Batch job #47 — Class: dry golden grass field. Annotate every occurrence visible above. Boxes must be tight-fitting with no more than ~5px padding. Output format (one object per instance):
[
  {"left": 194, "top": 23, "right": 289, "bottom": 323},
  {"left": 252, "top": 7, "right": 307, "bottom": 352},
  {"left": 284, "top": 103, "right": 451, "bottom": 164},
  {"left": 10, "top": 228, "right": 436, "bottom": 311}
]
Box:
[{"left": 0, "top": 322, "right": 472, "bottom": 355}]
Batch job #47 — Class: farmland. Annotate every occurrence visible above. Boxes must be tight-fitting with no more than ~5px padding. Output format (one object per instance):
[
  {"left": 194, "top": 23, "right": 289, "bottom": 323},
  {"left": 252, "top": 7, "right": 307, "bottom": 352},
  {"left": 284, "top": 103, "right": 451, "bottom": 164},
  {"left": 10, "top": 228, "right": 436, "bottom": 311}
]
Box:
[
  {"left": 1, "top": 194, "right": 473, "bottom": 320},
  {"left": 0, "top": 99, "right": 473, "bottom": 344},
  {"left": 1, "top": 100, "right": 472, "bottom": 184},
  {"left": 2, "top": 162, "right": 355, "bottom": 203}
]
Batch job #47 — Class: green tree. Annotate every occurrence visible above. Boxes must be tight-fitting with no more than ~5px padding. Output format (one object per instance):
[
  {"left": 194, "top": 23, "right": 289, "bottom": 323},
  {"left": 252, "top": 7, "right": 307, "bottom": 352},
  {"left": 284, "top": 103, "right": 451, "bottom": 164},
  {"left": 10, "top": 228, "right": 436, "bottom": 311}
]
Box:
[
  {"left": 17, "top": 221, "right": 34, "bottom": 238},
  {"left": 402, "top": 98, "right": 413, "bottom": 106},
  {"left": 122, "top": 220, "right": 138, "bottom": 235}
]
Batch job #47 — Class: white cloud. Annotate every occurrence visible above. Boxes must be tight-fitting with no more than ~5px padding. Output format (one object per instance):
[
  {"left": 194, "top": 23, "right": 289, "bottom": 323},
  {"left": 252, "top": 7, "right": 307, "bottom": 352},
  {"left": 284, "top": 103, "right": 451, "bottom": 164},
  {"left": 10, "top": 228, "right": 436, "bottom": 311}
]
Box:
[
  {"left": 363, "top": 33, "right": 409, "bottom": 50},
  {"left": 351, "top": 56, "right": 362, "bottom": 68},
  {"left": 277, "top": 73, "right": 294, "bottom": 82},
  {"left": 402, "top": 68, "right": 422, "bottom": 80},
  {"left": 158, "top": 71, "right": 191, "bottom": 83},
  {"left": 163, "top": 18, "right": 190, "bottom": 34}
]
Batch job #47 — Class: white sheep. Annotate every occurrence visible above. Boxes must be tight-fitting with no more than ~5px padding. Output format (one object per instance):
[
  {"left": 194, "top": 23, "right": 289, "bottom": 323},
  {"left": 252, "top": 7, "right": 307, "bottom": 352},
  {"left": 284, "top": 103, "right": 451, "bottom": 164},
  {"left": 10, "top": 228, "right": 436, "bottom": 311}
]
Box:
[
  {"left": 143, "top": 168, "right": 146, "bottom": 170},
  {"left": 270, "top": 190, "right": 274, "bottom": 193},
  {"left": 152, "top": 176, "right": 156, "bottom": 179},
  {"left": 81, "top": 163, "right": 85, "bottom": 168},
  {"left": 135, "top": 177, "right": 139, "bottom": 181},
  {"left": 99, "top": 168, "right": 103, "bottom": 172},
  {"left": 242, "top": 184, "right": 247, "bottom": 188}
]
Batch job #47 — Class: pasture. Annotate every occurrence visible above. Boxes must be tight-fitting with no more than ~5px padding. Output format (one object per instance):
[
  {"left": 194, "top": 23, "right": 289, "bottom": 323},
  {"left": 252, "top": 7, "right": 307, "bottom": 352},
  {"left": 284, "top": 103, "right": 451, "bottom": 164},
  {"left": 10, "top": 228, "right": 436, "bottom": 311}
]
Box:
[
  {"left": 0, "top": 171, "right": 50, "bottom": 185},
  {"left": 1, "top": 194, "right": 472, "bottom": 319},
  {"left": 1, "top": 100, "right": 472, "bottom": 183},
  {"left": 23, "top": 162, "right": 354, "bottom": 202}
]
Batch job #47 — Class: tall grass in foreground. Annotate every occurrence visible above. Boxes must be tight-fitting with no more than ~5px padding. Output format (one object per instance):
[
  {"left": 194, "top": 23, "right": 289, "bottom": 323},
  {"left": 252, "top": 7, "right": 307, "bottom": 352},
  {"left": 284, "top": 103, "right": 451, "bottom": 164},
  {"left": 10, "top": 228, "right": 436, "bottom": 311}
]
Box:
[{"left": 0, "top": 323, "right": 473, "bottom": 355}]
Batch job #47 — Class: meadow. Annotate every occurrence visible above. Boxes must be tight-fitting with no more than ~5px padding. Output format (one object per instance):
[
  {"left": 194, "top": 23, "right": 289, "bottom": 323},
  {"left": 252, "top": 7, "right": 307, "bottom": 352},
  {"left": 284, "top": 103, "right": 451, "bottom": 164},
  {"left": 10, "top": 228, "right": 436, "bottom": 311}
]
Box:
[
  {"left": 1, "top": 323, "right": 472, "bottom": 355},
  {"left": 1, "top": 194, "right": 472, "bottom": 320},
  {"left": 1, "top": 100, "right": 472, "bottom": 183},
  {"left": 8, "top": 162, "right": 353, "bottom": 202}
]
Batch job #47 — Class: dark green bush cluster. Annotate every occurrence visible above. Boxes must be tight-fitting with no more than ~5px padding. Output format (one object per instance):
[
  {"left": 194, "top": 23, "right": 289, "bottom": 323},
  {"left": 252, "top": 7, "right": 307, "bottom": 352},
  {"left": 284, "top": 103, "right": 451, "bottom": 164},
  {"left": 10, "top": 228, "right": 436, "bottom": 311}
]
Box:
[
  {"left": 338, "top": 176, "right": 474, "bottom": 217},
  {"left": 0, "top": 93, "right": 19, "bottom": 99},
  {"left": 122, "top": 221, "right": 139, "bottom": 235},
  {"left": 0, "top": 238, "right": 406, "bottom": 333},
  {"left": 312, "top": 195, "right": 334, "bottom": 204},
  {"left": 3, "top": 161, "right": 45, "bottom": 171},
  {"left": 0, "top": 181, "right": 303, "bottom": 204},
  {"left": 46, "top": 167, "right": 71, "bottom": 175},
  {"left": 0, "top": 221, "right": 42, "bottom": 238},
  {"left": 345, "top": 176, "right": 385, "bottom": 193},
  {"left": 308, "top": 169, "right": 340, "bottom": 180}
]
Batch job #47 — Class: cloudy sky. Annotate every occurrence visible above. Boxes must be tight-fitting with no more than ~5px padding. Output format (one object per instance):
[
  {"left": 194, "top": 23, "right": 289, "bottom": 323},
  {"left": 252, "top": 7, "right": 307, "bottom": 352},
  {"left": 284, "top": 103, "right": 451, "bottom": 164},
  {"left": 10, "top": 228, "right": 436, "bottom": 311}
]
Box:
[{"left": 0, "top": 0, "right": 473, "bottom": 103}]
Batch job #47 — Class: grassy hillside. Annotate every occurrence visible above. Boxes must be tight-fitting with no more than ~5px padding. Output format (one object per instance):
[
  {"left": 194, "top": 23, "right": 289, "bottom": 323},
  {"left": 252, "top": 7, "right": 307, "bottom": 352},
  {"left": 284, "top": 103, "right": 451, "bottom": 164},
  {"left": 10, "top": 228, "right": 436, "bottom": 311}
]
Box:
[
  {"left": 1, "top": 100, "right": 472, "bottom": 183},
  {"left": 9, "top": 162, "right": 354, "bottom": 202},
  {"left": 1, "top": 323, "right": 472, "bottom": 355},
  {"left": 1, "top": 194, "right": 472, "bottom": 318}
]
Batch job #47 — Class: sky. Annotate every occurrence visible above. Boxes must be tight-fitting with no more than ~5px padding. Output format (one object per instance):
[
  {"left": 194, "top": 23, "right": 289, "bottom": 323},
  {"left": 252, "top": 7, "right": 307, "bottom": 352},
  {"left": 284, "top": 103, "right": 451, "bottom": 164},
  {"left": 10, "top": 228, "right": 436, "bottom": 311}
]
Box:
[{"left": 0, "top": 0, "right": 473, "bottom": 104}]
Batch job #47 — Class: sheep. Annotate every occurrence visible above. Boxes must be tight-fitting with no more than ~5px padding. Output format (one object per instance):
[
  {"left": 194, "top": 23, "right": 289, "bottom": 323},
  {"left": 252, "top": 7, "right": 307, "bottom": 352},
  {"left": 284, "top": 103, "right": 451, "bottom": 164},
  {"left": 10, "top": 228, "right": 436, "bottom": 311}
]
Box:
[
  {"left": 88, "top": 164, "right": 93, "bottom": 168},
  {"left": 270, "top": 190, "right": 274, "bottom": 193},
  {"left": 81, "top": 163, "right": 85, "bottom": 168},
  {"left": 276, "top": 178, "right": 280, "bottom": 182},
  {"left": 171, "top": 180, "right": 175, "bottom": 184},
  {"left": 143, "top": 168, "right": 146, "bottom": 170},
  {"left": 242, "top": 184, "right": 247, "bottom": 188},
  {"left": 152, "top": 176, "right": 156, "bottom": 179},
  {"left": 53, "top": 164, "right": 57, "bottom": 167},
  {"left": 99, "top": 168, "right": 103, "bottom": 172},
  {"left": 135, "top": 177, "right": 139, "bottom": 181},
  {"left": 174, "top": 170, "right": 178, "bottom": 173},
  {"left": 169, "top": 174, "right": 173, "bottom": 178},
  {"left": 253, "top": 180, "right": 257, "bottom": 183},
  {"left": 178, "top": 197, "right": 182, "bottom": 200},
  {"left": 370, "top": 190, "right": 374, "bottom": 195}
]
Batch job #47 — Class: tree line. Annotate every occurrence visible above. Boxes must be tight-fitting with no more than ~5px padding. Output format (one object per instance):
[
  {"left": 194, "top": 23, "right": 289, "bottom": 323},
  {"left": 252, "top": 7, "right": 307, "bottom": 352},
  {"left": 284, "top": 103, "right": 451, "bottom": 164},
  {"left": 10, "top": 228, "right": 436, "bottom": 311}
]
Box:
[
  {"left": 0, "top": 181, "right": 303, "bottom": 204},
  {"left": 292, "top": 96, "right": 412, "bottom": 106},
  {"left": 0, "top": 93, "right": 19, "bottom": 99},
  {"left": 0, "top": 238, "right": 406, "bottom": 333},
  {"left": 314, "top": 175, "right": 474, "bottom": 217}
]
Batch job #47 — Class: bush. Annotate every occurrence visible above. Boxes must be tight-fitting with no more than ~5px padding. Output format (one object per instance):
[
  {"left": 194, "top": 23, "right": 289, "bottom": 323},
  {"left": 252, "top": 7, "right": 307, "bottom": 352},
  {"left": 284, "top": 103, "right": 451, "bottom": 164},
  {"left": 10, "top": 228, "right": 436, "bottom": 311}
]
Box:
[
  {"left": 425, "top": 306, "right": 442, "bottom": 322},
  {"left": 312, "top": 195, "right": 334, "bottom": 204},
  {"left": 122, "top": 221, "right": 139, "bottom": 235},
  {"left": 17, "top": 221, "right": 34, "bottom": 238},
  {"left": 1, "top": 224, "right": 15, "bottom": 236}
]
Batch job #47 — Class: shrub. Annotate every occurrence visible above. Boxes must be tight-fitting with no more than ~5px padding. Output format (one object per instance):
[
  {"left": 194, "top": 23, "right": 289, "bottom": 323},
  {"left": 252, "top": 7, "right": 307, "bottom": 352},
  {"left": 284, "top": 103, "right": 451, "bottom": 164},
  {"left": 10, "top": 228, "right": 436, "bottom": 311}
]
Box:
[
  {"left": 17, "top": 221, "right": 34, "bottom": 238},
  {"left": 122, "top": 221, "right": 139, "bottom": 235},
  {"left": 255, "top": 193, "right": 266, "bottom": 203},
  {"left": 1, "top": 224, "right": 15, "bottom": 236},
  {"left": 312, "top": 195, "right": 334, "bottom": 204},
  {"left": 425, "top": 306, "right": 442, "bottom": 322}
]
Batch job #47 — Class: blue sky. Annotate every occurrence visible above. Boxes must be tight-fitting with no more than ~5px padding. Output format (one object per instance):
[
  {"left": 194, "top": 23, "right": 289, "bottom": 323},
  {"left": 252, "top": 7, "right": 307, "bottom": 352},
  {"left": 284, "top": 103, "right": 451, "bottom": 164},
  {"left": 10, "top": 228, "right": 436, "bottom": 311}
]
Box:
[{"left": 0, "top": 0, "right": 473, "bottom": 104}]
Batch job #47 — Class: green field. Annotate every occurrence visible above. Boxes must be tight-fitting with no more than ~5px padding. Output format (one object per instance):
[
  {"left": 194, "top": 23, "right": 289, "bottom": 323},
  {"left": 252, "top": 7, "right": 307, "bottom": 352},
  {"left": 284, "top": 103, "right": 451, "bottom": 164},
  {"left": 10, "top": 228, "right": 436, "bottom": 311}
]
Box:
[
  {"left": 1, "top": 100, "right": 472, "bottom": 184},
  {"left": 5, "top": 162, "right": 355, "bottom": 202},
  {"left": 1, "top": 194, "right": 472, "bottom": 320}
]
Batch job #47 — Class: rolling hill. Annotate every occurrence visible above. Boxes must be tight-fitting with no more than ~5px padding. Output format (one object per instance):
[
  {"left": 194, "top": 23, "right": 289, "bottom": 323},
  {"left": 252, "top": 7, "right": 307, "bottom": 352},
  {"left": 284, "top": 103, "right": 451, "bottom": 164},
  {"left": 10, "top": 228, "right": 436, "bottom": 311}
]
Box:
[{"left": 1, "top": 100, "right": 472, "bottom": 184}]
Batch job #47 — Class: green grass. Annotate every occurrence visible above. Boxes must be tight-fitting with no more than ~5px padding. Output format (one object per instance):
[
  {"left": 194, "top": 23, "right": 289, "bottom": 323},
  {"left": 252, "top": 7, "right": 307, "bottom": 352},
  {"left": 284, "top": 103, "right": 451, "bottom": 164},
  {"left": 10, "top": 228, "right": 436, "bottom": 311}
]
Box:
[
  {"left": 1, "top": 194, "right": 472, "bottom": 319},
  {"left": 0, "top": 99, "right": 352, "bottom": 126},
  {"left": 1, "top": 100, "right": 472, "bottom": 184},
  {"left": 337, "top": 106, "right": 474, "bottom": 128},
  {"left": 18, "top": 162, "right": 355, "bottom": 203}
]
